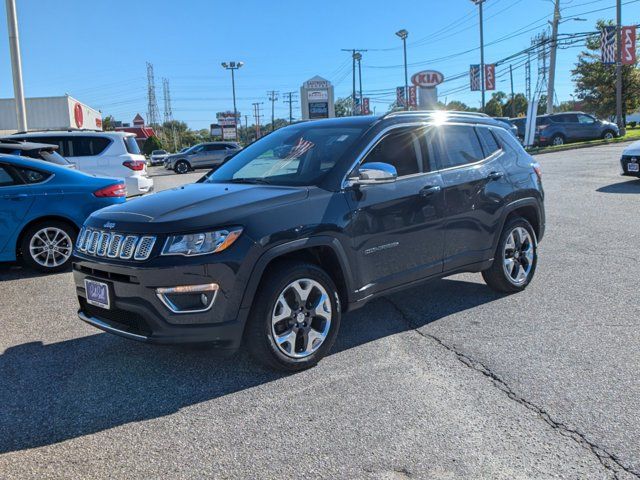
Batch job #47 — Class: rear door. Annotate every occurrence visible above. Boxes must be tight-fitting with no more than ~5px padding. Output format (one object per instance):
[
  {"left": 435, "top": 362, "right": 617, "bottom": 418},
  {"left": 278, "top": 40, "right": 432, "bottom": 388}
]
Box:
[
  {"left": 346, "top": 125, "right": 445, "bottom": 293},
  {"left": 434, "top": 124, "right": 508, "bottom": 271},
  {"left": 0, "top": 163, "right": 33, "bottom": 256}
]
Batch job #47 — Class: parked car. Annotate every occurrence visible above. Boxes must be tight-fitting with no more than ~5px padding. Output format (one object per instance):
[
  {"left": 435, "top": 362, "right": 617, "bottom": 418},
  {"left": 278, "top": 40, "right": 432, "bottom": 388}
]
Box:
[
  {"left": 494, "top": 117, "right": 519, "bottom": 139},
  {"left": 10, "top": 131, "right": 153, "bottom": 196},
  {"left": 73, "top": 111, "right": 545, "bottom": 371},
  {"left": 535, "top": 112, "right": 619, "bottom": 146},
  {"left": 164, "top": 142, "right": 242, "bottom": 174},
  {"left": 0, "top": 154, "right": 126, "bottom": 272},
  {"left": 0, "top": 139, "right": 75, "bottom": 168},
  {"left": 150, "top": 149, "right": 169, "bottom": 166},
  {"left": 620, "top": 141, "right": 640, "bottom": 178},
  {"left": 510, "top": 117, "right": 526, "bottom": 141}
]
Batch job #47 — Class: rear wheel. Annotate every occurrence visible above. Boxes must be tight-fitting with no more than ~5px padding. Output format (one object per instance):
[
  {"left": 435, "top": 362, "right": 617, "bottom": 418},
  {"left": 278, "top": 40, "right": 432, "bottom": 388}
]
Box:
[
  {"left": 174, "top": 160, "right": 190, "bottom": 174},
  {"left": 482, "top": 217, "right": 537, "bottom": 293},
  {"left": 245, "top": 261, "right": 341, "bottom": 371},
  {"left": 550, "top": 134, "right": 565, "bottom": 146},
  {"left": 20, "top": 220, "right": 76, "bottom": 273}
]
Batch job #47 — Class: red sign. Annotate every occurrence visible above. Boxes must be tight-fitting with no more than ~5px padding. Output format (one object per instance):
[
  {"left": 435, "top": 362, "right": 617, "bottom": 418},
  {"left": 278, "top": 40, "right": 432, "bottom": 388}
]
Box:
[
  {"left": 362, "top": 98, "right": 370, "bottom": 115},
  {"left": 408, "top": 86, "right": 417, "bottom": 107},
  {"left": 411, "top": 70, "right": 444, "bottom": 88},
  {"left": 73, "top": 103, "right": 84, "bottom": 128},
  {"left": 622, "top": 26, "right": 637, "bottom": 65},
  {"left": 95, "top": 118, "right": 102, "bottom": 129},
  {"left": 484, "top": 64, "right": 496, "bottom": 91}
]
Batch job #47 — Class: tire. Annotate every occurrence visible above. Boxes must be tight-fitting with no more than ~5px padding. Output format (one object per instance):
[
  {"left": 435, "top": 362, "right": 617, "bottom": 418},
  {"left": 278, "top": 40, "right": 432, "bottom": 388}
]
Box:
[
  {"left": 174, "top": 160, "right": 190, "bottom": 174},
  {"left": 550, "top": 134, "right": 565, "bottom": 146},
  {"left": 245, "top": 261, "right": 341, "bottom": 372},
  {"left": 482, "top": 216, "right": 537, "bottom": 293},
  {"left": 20, "top": 220, "right": 76, "bottom": 273},
  {"left": 602, "top": 130, "right": 615, "bottom": 140}
]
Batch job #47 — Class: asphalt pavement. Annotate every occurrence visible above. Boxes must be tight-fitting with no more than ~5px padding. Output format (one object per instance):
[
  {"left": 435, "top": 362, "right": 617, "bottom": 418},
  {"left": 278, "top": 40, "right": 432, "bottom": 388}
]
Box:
[{"left": 0, "top": 146, "right": 639, "bottom": 479}]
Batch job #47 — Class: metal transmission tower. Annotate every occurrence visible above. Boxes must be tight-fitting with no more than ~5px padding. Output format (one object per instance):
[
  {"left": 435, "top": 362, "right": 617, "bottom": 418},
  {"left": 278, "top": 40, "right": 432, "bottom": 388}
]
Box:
[
  {"left": 162, "top": 78, "right": 177, "bottom": 150},
  {"left": 282, "top": 92, "right": 298, "bottom": 124},
  {"left": 146, "top": 62, "right": 161, "bottom": 128},
  {"left": 267, "top": 90, "right": 279, "bottom": 131},
  {"left": 525, "top": 52, "right": 532, "bottom": 102},
  {"left": 252, "top": 102, "right": 263, "bottom": 139},
  {"left": 532, "top": 33, "right": 549, "bottom": 101}
]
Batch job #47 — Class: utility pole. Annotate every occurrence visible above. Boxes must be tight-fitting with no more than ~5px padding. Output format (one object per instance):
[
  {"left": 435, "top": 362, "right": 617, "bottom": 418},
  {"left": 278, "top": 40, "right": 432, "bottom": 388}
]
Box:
[
  {"left": 471, "top": 0, "right": 486, "bottom": 111},
  {"left": 509, "top": 64, "right": 516, "bottom": 118},
  {"left": 267, "top": 90, "right": 278, "bottom": 131},
  {"left": 396, "top": 29, "right": 409, "bottom": 110},
  {"left": 616, "top": 0, "right": 625, "bottom": 134},
  {"left": 282, "top": 91, "right": 298, "bottom": 124},
  {"left": 546, "top": 0, "right": 560, "bottom": 114},
  {"left": 244, "top": 115, "right": 249, "bottom": 144},
  {"left": 5, "top": 0, "right": 27, "bottom": 131},
  {"left": 252, "top": 102, "right": 263, "bottom": 139},
  {"left": 221, "top": 61, "right": 244, "bottom": 141},
  {"left": 341, "top": 48, "right": 367, "bottom": 115},
  {"left": 355, "top": 53, "right": 363, "bottom": 115}
]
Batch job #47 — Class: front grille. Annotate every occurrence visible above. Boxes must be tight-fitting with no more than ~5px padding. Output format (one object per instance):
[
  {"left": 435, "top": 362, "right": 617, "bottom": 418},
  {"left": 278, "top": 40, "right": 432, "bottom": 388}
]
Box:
[
  {"left": 77, "top": 227, "right": 156, "bottom": 261},
  {"left": 80, "top": 298, "right": 151, "bottom": 336}
]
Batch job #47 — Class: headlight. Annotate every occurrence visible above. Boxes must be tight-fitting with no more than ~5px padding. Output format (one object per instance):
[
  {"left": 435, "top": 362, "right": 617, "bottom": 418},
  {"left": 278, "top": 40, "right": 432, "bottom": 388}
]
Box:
[{"left": 161, "top": 228, "right": 243, "bottom": 256}]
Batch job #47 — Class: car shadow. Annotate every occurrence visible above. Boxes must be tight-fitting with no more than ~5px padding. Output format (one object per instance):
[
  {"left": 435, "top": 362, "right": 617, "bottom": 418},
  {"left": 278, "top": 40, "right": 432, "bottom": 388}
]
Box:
[
  {"left": 597, "top": 179, "right": 640, "bottom": 194},
  {"left": 0, "top": 277, "right": 501, "bottom": 453}
]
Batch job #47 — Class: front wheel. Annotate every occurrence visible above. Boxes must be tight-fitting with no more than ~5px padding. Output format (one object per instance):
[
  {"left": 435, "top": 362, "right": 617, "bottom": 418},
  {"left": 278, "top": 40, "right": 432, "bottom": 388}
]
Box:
[
  {"left": 602, "top": 130, "right": 615, "bottom": 140},
  {"left": 245, "top": 261, "right": 341, "bottom": 371},
  {"left": 20, "top": 221, "right": 76, "bottom": 273},
  {"left": 482, "top": 217, "right": 537, "bottom": 293},
  {"left": 174, "top": 160, "right": 190, "bottom": 174}
]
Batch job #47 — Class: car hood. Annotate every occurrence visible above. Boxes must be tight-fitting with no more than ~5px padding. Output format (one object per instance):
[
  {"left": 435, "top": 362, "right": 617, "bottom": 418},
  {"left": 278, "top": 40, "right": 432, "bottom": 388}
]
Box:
[
  {"left": 623, "top": 140, "right": 640, "bottom": 155},
  {"left": 88, "top": 182, "right": 309, "bottom": 233}
]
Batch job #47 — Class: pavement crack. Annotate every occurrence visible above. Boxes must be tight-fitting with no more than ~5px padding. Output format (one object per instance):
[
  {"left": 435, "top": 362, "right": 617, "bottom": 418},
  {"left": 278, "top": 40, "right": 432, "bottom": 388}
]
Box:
[{"left": 383, "top": 296, "right": 640, "bottom": 480}]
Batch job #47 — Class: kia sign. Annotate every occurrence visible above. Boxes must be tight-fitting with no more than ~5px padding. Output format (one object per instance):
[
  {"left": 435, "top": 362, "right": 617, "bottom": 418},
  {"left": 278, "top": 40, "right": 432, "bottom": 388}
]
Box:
[
  {"left": 411, "top": 70, "right": 444, "bottom": 88},
  {"left": 74, "top": 103, "right": 84, "bottom": 128}
]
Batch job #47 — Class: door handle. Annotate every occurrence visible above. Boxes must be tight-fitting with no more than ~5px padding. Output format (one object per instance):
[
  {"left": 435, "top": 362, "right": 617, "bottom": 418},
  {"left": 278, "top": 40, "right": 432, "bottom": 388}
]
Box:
[
  {"left": 2, "top": 193, "right": 28, "bottom": 200},
  {"left": 486, "top": 171, "right": 504, "bottom": 181},
  {"left": 419, "top": 185, "right": 441, "bottom": 197}
]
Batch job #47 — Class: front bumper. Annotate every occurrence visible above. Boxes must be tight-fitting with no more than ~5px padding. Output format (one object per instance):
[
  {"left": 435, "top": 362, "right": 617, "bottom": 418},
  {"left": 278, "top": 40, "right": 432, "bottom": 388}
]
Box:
[
  {"left": 73, "top": 258, "right": 249, "bottom": 350},
  {"left": 621, "top": 155, "right": 640, "bottom": 177}
]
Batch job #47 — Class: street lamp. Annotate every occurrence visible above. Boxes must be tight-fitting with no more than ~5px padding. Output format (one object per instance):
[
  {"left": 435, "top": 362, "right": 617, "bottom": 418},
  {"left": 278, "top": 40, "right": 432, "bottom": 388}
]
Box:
[
  {"left": 395, "top": 29, "right": 409, "bottom": 110},
  {"left": 470, "top": 0, "right": 486, "bottom": 112},
  {"left": 221, "top": 61, "right": 244, "bottom": 140}
]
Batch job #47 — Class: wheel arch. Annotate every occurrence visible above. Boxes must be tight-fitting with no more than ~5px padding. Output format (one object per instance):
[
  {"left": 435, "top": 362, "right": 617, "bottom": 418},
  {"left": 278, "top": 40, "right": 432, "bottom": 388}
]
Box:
[
  {"left": 494, "top": 198, "right": 544, "bottom": 252},
  {"left": 16, "top": 215, "right": 80, "bottom": 256}
]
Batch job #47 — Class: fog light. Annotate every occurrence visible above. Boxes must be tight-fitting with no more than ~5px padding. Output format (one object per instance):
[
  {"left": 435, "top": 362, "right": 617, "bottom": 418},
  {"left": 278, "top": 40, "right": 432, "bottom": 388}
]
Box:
[{"left": 156, "top": 283, "right": 219, "bottom": 313}]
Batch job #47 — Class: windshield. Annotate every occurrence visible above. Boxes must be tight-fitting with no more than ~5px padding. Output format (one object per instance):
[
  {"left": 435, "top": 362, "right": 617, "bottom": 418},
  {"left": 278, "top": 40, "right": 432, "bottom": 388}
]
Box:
[{"left": 203, "top": 125, "right": 365, "bottom": 186}]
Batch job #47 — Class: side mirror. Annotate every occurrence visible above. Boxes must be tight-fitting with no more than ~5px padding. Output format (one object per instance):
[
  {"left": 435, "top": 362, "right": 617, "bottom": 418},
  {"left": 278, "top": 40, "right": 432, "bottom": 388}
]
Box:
[{"left": 350, "top": 162, "right": 397, "bottom": 185}]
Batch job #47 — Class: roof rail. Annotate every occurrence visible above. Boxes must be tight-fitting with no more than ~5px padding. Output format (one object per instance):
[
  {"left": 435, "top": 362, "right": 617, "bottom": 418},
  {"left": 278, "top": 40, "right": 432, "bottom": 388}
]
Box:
[
  {"left": 383, "top": 110, "right": 490, "bottom": 119},
  {"left": 11, "top": 127, "right": 102, "bottom": 135}
]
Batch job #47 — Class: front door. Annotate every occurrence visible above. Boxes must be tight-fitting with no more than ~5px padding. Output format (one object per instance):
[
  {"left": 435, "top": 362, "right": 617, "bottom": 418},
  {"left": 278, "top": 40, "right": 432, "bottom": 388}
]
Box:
[
  {"left": 0, "top": 164, "right": 33, "bottom": 257},
  {"left": 346, "top": 126, "right": 445, "bottom": 296}
]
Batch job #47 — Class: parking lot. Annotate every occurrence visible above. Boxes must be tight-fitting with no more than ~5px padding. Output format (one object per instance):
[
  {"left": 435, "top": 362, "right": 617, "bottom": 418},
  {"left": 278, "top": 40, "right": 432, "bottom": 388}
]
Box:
[{"left": 1, "top": 144, "right": 639, "bottom": 479}]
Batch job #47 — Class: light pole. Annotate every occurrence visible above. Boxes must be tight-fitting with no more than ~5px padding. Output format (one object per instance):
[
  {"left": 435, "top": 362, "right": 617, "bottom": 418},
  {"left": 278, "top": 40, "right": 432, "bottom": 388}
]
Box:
[
  {"left": 5, "top": 0, "right": 27, "bottom": 131},
  {"left": 221, "top": 61, "right": 244, "bottom": 140},
  {"left": 354, "top": 52, "right": 363, "bottom": 115},
  {"left": 395, "top": 29, "right": 409, "bottom": 110},
  {"left": 615, "top": 0, "right": 625, "bottom": 135},
  {"left": 471, "top": 0, "right": 486, "bottom": 111}
]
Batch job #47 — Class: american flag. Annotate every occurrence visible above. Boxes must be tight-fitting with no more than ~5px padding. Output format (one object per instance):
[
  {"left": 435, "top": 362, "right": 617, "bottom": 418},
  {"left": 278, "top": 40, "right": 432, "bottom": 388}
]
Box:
[
  {"left": 601, "top": 26, "right": 616, "bottom": 64},
  {"left": 470, "top": 65, "right": 481, "bottom": 91},
  {"left": 285, "top": 137, "right": 315, "bottom": 159}
]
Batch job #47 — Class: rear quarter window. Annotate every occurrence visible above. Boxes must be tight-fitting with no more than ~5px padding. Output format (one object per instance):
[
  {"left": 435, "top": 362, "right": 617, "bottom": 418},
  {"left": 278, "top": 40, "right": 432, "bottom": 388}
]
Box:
[
  {"left": 124, "top": 136, "right": 141, "bottom": 154},
  {"left": 476, "top": 127, "right": 501, "bottom": 157}
]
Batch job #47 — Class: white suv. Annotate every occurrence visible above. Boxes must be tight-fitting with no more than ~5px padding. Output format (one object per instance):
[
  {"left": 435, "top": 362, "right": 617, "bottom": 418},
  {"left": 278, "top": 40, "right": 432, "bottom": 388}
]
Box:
[{"left": 9, "top": 131, "right": 153, "bottom": 196}]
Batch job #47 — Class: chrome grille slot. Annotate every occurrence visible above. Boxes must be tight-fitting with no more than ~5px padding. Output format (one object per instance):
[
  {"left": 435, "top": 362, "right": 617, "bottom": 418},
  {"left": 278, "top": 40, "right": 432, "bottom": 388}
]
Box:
[
  {"left": 87, "top": 231, "right": 100, "bottom": 254},
  {"left": 107, "top": 234, "right": 123, "bottom": 258},
  {"left": 134, "top": 236, "right": 156, "bottom": 261},
  {"left": 77, "top": 227, "right": 88, "bottom": 252},
  {"left": 97, "top": 232, "right": 111, "bottom": 257},
  {"left": 120, "top": 236, "right": 138, "bottom": 260}
]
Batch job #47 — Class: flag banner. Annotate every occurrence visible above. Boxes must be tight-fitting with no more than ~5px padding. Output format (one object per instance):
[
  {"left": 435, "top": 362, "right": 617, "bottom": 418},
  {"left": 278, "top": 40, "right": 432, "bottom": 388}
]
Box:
[
  {"left": 408, "top": 86, "right": 417, "bottom": 107},
  {"left": 622, "top": 26, "right": 637, "bottom": 65},
  {"left": 470, "top": 65, "right": 481, "bottom": 91},
  {"left": 362, "top": 98, "right": 370, "bottom": 115},
  {"left": 601, "top": 26, "right": 616, "bottom": 64},
  {"left": 396, "top": 87, "right": 406, "bottom": 107},
  {"left": 484, "top": 64, "right": 496, "bottom": 91}
]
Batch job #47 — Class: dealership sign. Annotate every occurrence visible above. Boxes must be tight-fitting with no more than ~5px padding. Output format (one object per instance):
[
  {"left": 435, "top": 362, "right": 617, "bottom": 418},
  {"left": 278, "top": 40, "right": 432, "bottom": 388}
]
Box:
[{"left": 411, "top": 70, "right": 444, "bottom": 88}]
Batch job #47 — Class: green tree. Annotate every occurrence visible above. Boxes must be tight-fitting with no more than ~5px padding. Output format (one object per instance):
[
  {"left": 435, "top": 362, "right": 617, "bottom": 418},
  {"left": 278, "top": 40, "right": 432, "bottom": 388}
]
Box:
[
  {"left": 572, "top": 20, "right": 640, "bottom": 120},
  {"left": 102, "top": 115, "right": 116, "bottom": 131},
  {"left": 444, "top": 100, "right": 470, "bottom": 111},
  {"left": 142, "top": 135, "right": 164, "bottom": 156},
  {"left": 485, "top": 98, "right": 503, "bottom": 117},
  {"left": 335, "top": 97, "right": 354, "bottom": 117},
  {"left": 503, "top": 93, "right": 528, "bottom": 117}
]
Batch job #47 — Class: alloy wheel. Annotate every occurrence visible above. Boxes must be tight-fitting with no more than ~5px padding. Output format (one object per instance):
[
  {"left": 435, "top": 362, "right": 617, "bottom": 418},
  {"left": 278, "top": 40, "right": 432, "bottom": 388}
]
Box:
[
  {"left": 604, "top": 132, "right": 614, "bottom": 140},
  {"left": 503, "top": 227, "right": 534, "bottom": 286},
  {"left": 552, "top": 136, "right": 564, "bottom": 146},
  {"left": 176, "top": 162, "right": 188, "bottom": 174},
  {"left": 28, "top": 227, "right": 73, "bottom": 269},
  {"left": 271, "top": 278, "right": 332, "bottom": 359}
]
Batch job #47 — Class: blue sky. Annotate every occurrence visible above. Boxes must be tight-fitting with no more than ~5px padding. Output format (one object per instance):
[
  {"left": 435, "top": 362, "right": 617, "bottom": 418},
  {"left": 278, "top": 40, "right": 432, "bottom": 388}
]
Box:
[{"left": 0, "top": 0, "right": 638, "bottom": 129}]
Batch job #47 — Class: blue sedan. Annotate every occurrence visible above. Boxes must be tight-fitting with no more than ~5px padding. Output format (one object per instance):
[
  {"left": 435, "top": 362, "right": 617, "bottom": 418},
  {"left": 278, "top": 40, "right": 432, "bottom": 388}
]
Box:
[{"left": 0, "top": 154, "right": 126, "bottom": 272}]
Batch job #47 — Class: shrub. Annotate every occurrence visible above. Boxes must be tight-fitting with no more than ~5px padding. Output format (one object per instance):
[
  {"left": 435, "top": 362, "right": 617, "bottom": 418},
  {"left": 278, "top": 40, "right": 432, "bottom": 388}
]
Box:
[{"left": 142, "top": 135, "right": 164, "bottom": 156}]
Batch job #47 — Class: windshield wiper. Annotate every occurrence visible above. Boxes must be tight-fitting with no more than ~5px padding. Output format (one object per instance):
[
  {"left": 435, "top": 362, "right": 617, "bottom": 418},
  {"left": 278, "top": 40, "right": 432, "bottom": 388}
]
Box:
[{"left": 227, "top": 178, "right": 272, "bottom": 185}]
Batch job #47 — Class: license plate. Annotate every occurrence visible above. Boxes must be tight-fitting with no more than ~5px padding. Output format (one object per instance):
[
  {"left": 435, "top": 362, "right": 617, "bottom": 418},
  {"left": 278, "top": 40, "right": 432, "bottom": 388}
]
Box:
[
  {"left": 628, "top": 162, "right": 639, "bottom": 172},
  {"left": 85, "top": 279, "right": 110, "bottom": 309}
]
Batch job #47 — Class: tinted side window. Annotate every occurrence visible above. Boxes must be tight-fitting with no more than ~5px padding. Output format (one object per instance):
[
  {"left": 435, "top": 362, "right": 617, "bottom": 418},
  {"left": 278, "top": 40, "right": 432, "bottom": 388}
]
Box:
[
  {"left": 438, "top": 125, "right": 484, "bottom": 168},
  {"left": 0, "top": 166, "right": 17, "bottom": 186},
  {"left": 476, "top": 127, "right": 500, "bottom": 157},
  {"left": 124, "top": 136, "right": 141, "bottom": 154},
  {"left": 363, "top": 129, "right": 421, "bottom": 177},
  {"left": 15, "top": 167, "right": 52, "bottom": 184},
  {"left": 69, "top": 137, "right": 111, "bottom": 156},
  {"left": 205, "top": 144, "right": 226, "bottom": 151}
]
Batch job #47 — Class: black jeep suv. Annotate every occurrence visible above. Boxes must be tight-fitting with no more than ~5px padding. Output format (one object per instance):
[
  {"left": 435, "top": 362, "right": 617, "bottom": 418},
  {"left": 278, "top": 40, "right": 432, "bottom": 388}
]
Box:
[{"left": 73, "top": 111, "right": 545, "bottom": 371}]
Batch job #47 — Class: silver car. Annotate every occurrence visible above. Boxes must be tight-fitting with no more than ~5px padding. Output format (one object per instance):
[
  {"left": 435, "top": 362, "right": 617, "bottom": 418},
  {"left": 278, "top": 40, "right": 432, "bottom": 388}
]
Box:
[{"left": 165, "top": 142, "right": 242, "bottom": 174}]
